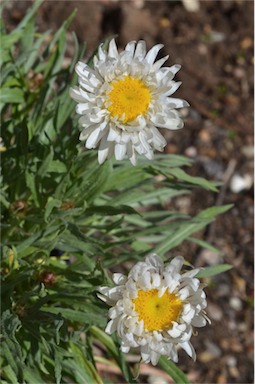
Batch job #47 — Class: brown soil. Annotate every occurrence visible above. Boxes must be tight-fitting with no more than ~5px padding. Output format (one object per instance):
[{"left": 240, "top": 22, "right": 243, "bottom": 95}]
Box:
[{"left": 3, "top": 1, "right": 254, "bottom": 383}]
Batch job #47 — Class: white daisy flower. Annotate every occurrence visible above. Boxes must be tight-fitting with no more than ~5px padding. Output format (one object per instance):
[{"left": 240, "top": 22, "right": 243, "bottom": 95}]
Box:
[
  {"left": 70, "top": 39, "right": 189, "bottom": 165},
  {"left": 98, "top": 253, "right": 209, "bottom": 366}
]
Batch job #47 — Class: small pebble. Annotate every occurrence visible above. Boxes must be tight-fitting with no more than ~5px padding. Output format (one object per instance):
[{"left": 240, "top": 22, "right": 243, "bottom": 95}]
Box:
[
  {"left": 241, "top": 145, "right": 254, "bottom": 159},
  {"left": 226, "top": 356, "right": 237, "bottom": 367},
  {"left": 148, "top": 376, "right": 169, "bottom": 384},
  {"left": 182, "top": 0, "right": 200, "bottom": 12},
  {"left": 229, "top": 297, "right": 243, "bottom": 311},
  {"left": 230, "top": 174, "right": 253, "bottom": 193},
  {"left": 185, "top": 146, "right": 197, "bottom": 158}
]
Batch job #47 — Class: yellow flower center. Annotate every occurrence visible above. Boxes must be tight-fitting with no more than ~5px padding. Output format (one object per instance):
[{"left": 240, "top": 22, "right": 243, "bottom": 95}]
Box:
[
  {"left": 107, "top": 76, "right": 151, "bottom": 123},
  {"left": 133, "top": 288, "right": 183, "bottom": 332}
]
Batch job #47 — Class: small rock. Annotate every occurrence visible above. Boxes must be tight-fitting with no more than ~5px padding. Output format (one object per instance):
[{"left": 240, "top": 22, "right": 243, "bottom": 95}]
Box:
[
  {"left": 237, "top": 322, "right": 247, "bottom": 332},
  {"left": 228, "top": 366, "right": 239, "bottom": 378},
  {"left": 229, "top": 297, "right": 243, "bottom": 311},
  {"left": 159, "top": 17, "right": 171, "bottom": 28},
  {"left": 198, "top": 249, "right": 222, "bottom": 265},
  {"left": 204, "top": 340, "right": 222, "bottom": 358},
  {"left": 197, "top": 43, "right": 208, "bottom": 55},
  {"left": 241, "top": 145, "right": 254, "bottom": 159},
  {"left": 182, "top": 0, "right": 200, "bottom": 12},
  {"left": 199, "top": 129, "right": 211, "bottom": 143},
  {"left": 230, "top": 174, "right": 253, "bottom": 193},
  {"left": 210, "top": 31, "right": 226, "bottom": 43},
  {"left": 174, "top": 197, "right": 191, "bottom": 213},
  {"left": 185, "top": 146, "right": 197, "bottom": 158},
  {"left": 226, "top": 356, "right": 237, "bottom": 367},
  {"left": 240, "top": 36, "right": 253, "bottom": 50}
]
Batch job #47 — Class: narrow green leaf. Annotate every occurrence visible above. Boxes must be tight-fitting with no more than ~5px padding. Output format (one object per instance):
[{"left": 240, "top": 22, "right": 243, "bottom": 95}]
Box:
[
  {"left": 154, "top": 218, "right": 211, "bottom": 256},
  {"left": 0, "top": 30, "right": 23, "bottom": 52},
  {"left": 168, "top": 167, "right": 219, "bottom": 192},
  {"left": 40, "top": 308, "right": 105, "bottom": 327},
  {"left": 103, "top": 165, "right": 150, "bottom": 192},
  {"left": 197, "top": 204, "right": 233, "bottom": 219},
  {"left": 16, "top": 231, "right": 41, "bottom": 255},
  {"left": 90, "top": 326, "right": 138, "bottom": 384},
  {"left": 2, "top": 365, "right": 18, "bottom": 383},
  {"left": 20, "top": 13, "right": 35, "bottom": 54},
  {"left": 159, "top": 356, "right": 191, "bottom": 384},
  {"left": 111, "top": 186, "right": 189, "bottom": 207},
  {"left": 14, "top": 0, "right": 44, "bottom": 32},
  {"left": 196, "top": 264, "right": 233, "bottom": 278},
  {"left": 188, "top": 237, "right": 222, "bottom": 254},
  {"left": 0, "top": 88, "right": 24, "bottom": 103},
  {"left": 85, "top": 205, "right": 139, "bottom": 216},
  {"left": 47, "top": 160, "right": 67, "bottom": 173},
  {"left": 25, "top": 170, "right": 40, "bottom": 207},
  {"left": 54, "top": 349, "right": 62, "bottom": 384},
  {"left": 1, "top": 342, "right": 19, "bottom": 377},
  {"left": 44, "top": 197, "right": 62, "bottom": 222},
  {"left": 39, "top": 119, "right": 57, "bottom": 144},
  {"left": 37, "top": 147, "right": 54, "bottom": 177},
  {"left": 23, "top": 367, "right": 44, "bottom": 384},
  {"left": 69, "top": 343, "right": 103, "bottom": 384}
]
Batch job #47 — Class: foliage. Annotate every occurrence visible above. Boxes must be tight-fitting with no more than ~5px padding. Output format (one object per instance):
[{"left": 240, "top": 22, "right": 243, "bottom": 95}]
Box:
[{"left": 0, "top": 2, "right": 232, "bottom": 383}]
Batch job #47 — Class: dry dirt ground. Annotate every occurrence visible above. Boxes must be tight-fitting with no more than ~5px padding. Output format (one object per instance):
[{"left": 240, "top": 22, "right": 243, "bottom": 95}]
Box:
[{"left": 3, "top": 1, "right": 254, "bottom": 383}]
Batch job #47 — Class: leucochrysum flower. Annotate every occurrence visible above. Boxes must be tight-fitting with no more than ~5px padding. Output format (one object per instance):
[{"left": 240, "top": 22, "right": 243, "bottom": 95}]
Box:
[
  {"left": 98, "top": 254, "right": 209, "bottom": 366},
  {"left": 70, "top": 39, "right": 188, "bottom": 165}
]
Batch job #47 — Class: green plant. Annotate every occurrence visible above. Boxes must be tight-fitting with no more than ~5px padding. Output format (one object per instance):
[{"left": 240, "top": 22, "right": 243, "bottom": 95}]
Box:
[{"left": 0, "top": 2, "right": 232, "bottom": 383}]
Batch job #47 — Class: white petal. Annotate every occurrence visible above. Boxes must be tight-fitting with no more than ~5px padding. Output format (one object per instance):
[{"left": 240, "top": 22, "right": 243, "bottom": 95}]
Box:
[
  {"left": 112, "top": 273, "right": 127, "bottom": 285},
  {"left": 75, "top": 61, "right": 103, "bottom": 83},
  {"left": 151, "top": 55, "right": 169, "bottom": 72},
  {"left": 126, "top": 142, "right": 137, "bottom": 166},
  {"left": 138, "top": 131, "right": 151, "bottom": 153},
  {"left": 134, "top": 40, "right": 147, "bottom": 60},
  {"left": 152, "top": 273, "right": 161, "bottom": 288},
  {"left": 120, "top": 344, "right": 130, "bottom": 353},
  {"left": 167, "top": 97, "right": 190, "bottom": 109},
  {"left": 108, "top": 39, "right": 119, "bottom": 59},
  {"left": 167, "top": 323, "right": 186, "bottom": 338},
  {"left": 140, "top": 345, "right": 151, "bottom": 364},
  {"left": 150, "top": 350, "right": 161, "bottom": 366},
  {"left": 76, "top": 103, "right": 90, "bottom": 114},
  {"left": 125, "top": 40, "right": 136, "bottom": 57},
  {"left": 69, "top": 86, "right": 85, "bottom": 103},
  {"left": 164, "top": 81, "right": 182, "bottom": 96},
  {"left": 107, "top": 126, "right": 121, "bottom": 142},
  {"left": 86, "top": 128, "right": 101, "bottom": 148},
  {"left": 105, "top": 319, "right": 117, "bottom": 334},
  {"left": 156, "top": 64, "right": 181, "bottom": 82},
  {"left": 138, "top": 271, "right": 151, "bottom": 289},
  {"left": 98, "top": 44, "right": 106, "bottom": 61},
  {"left": 150, "top": 126, "right": 167, "bottom": 149},
  {"left": 145, "top": 44, "right": 164, "bottom": 65},
  {"left": 169, "top": 64, "right": 182, "bottom": 75},
  {"left": 151, "top": 115, "right": 184, "bottom": 130},
  {"left": 191, "top": 315, "right": 207, "bottom": 327},
  {"left": 79, "top": 125, "right": 97, "bottom": 140},
  {"left": 182, "top": 269, "right": 200, "bottom": 279},
  {"left": 180, "top": 341, "right": 196, "bottom": 361},
  {"left": 146, "top": 253, "right": 164, "bottom": 270},
  {"left": 167, "top": 256, "right": 184, "bottom": 274},
  {"left": 115, "top": 143, "right": 127, "bottom": 160}
]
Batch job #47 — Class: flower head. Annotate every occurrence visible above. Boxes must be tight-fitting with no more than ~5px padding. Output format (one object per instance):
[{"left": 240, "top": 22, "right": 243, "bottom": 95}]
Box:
[
  {"left": 70, "top": 39, "right": 188, "bottom": 165},
  {"left": 98, "top": 254, "right": 209, "bottom": 366}
]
